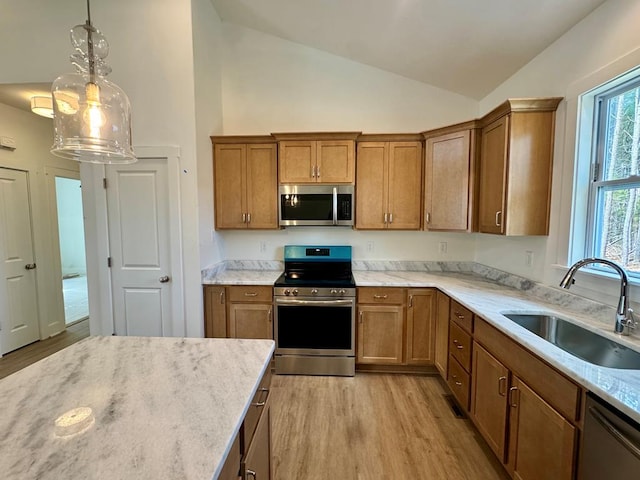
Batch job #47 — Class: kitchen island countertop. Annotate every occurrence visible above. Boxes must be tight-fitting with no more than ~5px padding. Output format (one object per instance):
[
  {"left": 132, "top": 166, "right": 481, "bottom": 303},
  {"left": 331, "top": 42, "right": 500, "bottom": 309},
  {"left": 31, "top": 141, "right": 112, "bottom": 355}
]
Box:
[{"left": 0, "top": 335, "right": 274, "bottom": 480}]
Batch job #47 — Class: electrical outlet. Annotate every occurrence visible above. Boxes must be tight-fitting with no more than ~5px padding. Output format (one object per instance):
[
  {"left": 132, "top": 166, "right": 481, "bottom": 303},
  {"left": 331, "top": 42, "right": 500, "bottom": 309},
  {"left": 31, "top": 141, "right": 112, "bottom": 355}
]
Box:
[
  {"left": 439, "top": 242, "right": 447, "bottom": 254},
  {"left": 525, "top": 251, "right": 534, "bottom": 267},
  {"left": 259, "top": 241, "right": 266, "bottom": 253},
  {"left": 366, "top": 241, "right": 375, "bottom": 253}
]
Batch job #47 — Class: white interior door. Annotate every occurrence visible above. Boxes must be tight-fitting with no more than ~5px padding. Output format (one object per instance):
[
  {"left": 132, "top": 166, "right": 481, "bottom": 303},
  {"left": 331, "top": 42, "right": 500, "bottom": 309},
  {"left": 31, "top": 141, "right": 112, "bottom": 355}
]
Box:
[
  {"left": 106, "top": 159, "right": 173, "bottom": 336},
  {"left": 0, "top": 168, "right": 39, "bottom": 354}
]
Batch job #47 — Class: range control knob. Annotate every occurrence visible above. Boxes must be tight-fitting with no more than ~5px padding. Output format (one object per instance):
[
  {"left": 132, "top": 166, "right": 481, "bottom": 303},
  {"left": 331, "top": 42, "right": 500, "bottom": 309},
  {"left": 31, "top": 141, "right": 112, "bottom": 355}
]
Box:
[
  {"left": 330, "top": 289, "right": 338, "bottom": 294},
  {"left": 339, "top": 289, "right": 346, "bottom": 295},
  {"left": 292, "top": 289, "right": 299, "bottom": 296},
  {"left": 284, "top": 289, "right": 291, "bottom": 296},
  {"left": 311, "top": 288, "right": 319, "bottom": 295}
]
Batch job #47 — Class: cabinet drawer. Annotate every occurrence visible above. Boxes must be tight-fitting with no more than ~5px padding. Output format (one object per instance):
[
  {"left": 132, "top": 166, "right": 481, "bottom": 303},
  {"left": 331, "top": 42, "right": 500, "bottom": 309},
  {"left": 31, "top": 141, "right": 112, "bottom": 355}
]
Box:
[
  {"left": 449, "top": 320, "right": 472, "bottom": 371},
  {"left": 228, "top": 285, "right": 272, "bottom": 303},
  {"left": 448, "top": 355, "right": 470, "bottom": 410},
  {"left": 475, "top": 318, "right": 581, "bottom": 422},
  {"left": 450, "top": 300, "right": 474, "bottom": 333},
  {"left": 242, "top": 368, "right": 272, "bottom": 453},
  {"left": 358, "top": 287, "right": 405, "bottom": 304}
]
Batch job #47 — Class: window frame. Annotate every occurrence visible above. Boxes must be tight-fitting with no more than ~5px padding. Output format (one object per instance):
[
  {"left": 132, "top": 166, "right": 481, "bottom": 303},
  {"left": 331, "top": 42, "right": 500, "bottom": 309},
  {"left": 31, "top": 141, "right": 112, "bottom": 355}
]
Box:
[{"left": 583, "top": 74, "right": 640, "bottom": 278}]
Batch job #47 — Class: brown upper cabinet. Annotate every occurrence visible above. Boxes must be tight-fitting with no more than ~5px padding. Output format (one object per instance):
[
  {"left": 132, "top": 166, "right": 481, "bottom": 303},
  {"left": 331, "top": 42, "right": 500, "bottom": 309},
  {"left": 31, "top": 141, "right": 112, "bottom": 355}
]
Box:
[
  {"left": 273, "top": 132, "right": 360, "bottom": 184},
  {"left": 422, "top": 121, "right": 480, "bottom": 232},
  {"left": 211, "top": 136, "right": 278, "bottom": 230},
  {"left": 356, "top": 135, "right": 423, "bottom": 230},
  {"left": 477, "top": 98, "right": 562, "bottom": 235}
]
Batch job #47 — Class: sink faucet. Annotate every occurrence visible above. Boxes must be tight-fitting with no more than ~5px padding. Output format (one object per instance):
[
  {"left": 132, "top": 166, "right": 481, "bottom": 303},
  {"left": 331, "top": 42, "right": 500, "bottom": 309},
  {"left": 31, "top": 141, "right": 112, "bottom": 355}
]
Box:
[{"left": 559, "top": 258, "right": 636, "bottom": 335}]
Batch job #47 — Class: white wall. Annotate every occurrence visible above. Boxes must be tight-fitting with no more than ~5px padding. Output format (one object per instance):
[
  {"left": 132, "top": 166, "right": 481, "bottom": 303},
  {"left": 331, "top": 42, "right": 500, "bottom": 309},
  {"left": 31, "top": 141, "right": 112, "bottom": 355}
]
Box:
[
  {"left": 216, "top": 23, "right": 479, "bottom": 262},
  {"left": 0, "top": 102, "right": 80, "bottom": 339},
  {"left": 192, "top": 0, "right": 225, "bottom": 272},
  {"left": 221, "top": 24, "right": 478, "bottom": 135},
  {"left": 0, "top": 0, "right": 205, "bottom": 336},
  {"left": 476, "top": 0, "right": 640, "bottom": 310}
]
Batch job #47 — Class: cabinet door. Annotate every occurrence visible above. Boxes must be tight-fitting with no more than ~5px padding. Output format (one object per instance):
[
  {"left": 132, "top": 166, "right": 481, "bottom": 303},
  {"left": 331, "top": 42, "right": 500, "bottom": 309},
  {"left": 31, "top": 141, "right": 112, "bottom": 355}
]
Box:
[
  {"left": 204, "top": 286, "right": 226, "bottom": 338},
  {"left": 214, "top": 144, "right": 247, "bottom": 229},
  {"left": 507, "top": 377, "right": 576, "bottom": 480},
  {"left": 229, "top": 303, "right": 273, "bottom": 339},
  {"left": 316, "top": 140, "right": 355, "bottom": 184},
  {"left": 434, "top": 291, "right": 450, "bottom": 377},
  {"left": 478, "top": 116, "right": 509, "bottom": 234},
  {"left": 278, "top": 141, "right": 316, "bottom": 183},
  {"left": 388, "top": 141, "right": 423, "bottom": 230},
  {"left": 355, "top": 142, "right": 388, "bottom": 229},
  {"left": 425, "top": 130, "right": 471, "bottom": 231},
  {"left": 406, "top": 289, "right": 435, "bottom": 365},
  {"left": 471, "top": 342, "right": 509, "bottom": 462},
  {"left": 246, "top": 143, "right": 278, "bottom": 229},
  {"left": 242, "top": 402, "right": 272, "bottom": 480},
  {"left": 357, "top": 304, "right": 404, "bottom": 364}
]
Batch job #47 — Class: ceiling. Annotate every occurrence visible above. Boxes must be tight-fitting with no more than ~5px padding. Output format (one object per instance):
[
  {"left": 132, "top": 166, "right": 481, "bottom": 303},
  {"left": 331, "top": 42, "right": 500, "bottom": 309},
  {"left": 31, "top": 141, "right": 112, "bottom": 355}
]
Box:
[
  {"left": 0, "top": 0, "right": 608, "bottom": 114},
  {"left": 210, "top": 0, "right": 607, "bottom": 99}
]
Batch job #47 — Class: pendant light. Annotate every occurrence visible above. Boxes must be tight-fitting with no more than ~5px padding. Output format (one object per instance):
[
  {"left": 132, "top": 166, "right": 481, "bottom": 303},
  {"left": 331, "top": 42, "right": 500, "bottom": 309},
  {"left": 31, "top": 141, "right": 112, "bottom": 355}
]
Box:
[{"left": 51, "top": 0, "right": 136, "bottom": 163}]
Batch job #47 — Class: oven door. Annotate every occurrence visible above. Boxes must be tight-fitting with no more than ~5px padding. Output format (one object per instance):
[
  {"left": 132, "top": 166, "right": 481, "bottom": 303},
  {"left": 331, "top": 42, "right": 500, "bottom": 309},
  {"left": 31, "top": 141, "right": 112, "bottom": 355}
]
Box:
[{"left": 274, "top": 296, "right": 355, "bottom": 356}]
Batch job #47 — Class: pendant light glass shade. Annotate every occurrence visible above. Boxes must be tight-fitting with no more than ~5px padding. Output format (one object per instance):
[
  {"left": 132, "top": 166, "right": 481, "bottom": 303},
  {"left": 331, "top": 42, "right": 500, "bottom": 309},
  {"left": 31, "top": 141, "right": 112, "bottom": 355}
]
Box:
[{"left": 51, "top": 6, "right": 136, "bottom": 164}]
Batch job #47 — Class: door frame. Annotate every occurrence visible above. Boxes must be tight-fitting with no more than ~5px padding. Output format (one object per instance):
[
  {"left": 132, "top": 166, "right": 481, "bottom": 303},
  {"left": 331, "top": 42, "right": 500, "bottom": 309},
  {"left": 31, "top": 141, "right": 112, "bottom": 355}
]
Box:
[
  {"left": 44, "top": 167, "right": 84, "bottom": 333},
  {"left": 82, "top": 146, "right": 185, "bottom": 337}
]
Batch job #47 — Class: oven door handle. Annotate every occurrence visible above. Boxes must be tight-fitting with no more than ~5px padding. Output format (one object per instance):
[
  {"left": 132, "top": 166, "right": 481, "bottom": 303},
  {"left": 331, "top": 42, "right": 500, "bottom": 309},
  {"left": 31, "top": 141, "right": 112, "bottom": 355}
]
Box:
[{"left": 276, "top": 299, "right": 354, "bottom": 306}]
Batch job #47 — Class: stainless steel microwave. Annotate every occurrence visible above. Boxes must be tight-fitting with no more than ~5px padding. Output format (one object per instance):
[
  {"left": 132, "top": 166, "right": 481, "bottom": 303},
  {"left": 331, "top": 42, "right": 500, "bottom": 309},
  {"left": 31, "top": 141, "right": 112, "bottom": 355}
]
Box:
[{"left": 279, "top": 185, "right": 354, "bottom": 227}]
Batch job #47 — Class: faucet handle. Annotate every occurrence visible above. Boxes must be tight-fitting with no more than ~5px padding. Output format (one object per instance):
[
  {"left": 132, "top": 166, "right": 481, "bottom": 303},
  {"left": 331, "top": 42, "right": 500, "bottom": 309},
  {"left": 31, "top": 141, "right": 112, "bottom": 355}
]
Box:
[{"left": 623, "top": 309, "right": 637, "bottom": 335}]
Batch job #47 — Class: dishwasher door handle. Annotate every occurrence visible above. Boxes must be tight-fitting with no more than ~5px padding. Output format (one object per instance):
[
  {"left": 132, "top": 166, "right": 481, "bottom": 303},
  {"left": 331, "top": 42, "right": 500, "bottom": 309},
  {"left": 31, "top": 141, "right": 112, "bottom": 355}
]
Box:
[{"left": 589, "top": 405, "right": 640, "bottom": 460}]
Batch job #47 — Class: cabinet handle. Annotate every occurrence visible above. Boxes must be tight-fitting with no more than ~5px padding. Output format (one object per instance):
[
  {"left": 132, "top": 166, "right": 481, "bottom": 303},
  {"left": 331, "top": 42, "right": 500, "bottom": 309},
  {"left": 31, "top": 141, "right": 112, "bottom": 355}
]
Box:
[
  {"left": 242, "top": 213, "right": 247, "bottom": 223},
  {"left": 384, "top": 212, "right": 388, "bottom": 224},
  {"left": 311, "top": 165, "right": 315, "bottom": 178},
  {"left": 244, "top": 292, "right": 258, "bottom": 297},
  {"left": 219, "top": 290, "right": 225, "bottom": 304},
  {"left": 455, "top": 381, "right": 463, "bottom": 387},
  {"left": 316, "top": 165, "right": 320, "bottom": 179},
  {"left": 509, "top": 386, "right": 518, "bottom": 407},
  {"left": 426, "top": 212, "right": 431, "bottom": 224},
  {"left": 251, "top": 388, "right": 269, "bottom": 407},
  {"left": 389, "top": 212, "right": 393, "bottom": 224},
  {"left": 498, "top": 376, "right": 507, "bottom": 396},
  {"left": 359, "top": 311, "right": 363, "bottom": 323},
  {"left": 373, "top": 294, "right": 388, "bottom": 299},
  {"left": 246, "top": 469, "right": 257, "bottom": 479},
  {"left": 247, "top": 213, "right": 251, "bottom": 223},
  {"left": 495, "top": 210, "right": 502, "bottom": 227},
  {"left": 409, "top": 295, "right": 413, "bottom": 308},
  {"left": 267, "top": 307, "right": 272, "bottom": 323},
  {"left": 453, "top": 339, "right": 464, "bottom": 350},
  {"left": 454, "top": 311, "right": 464, "bottom": 320}
]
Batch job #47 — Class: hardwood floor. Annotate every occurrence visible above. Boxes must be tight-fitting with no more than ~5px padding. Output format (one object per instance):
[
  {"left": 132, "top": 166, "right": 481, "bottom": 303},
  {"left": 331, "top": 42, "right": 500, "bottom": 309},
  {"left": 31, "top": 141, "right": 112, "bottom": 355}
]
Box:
[
  {"left": 270, "top": 373, "right": 510, "bottom": 480},
  {"left": 0, "top": 318, "right": 89, "bottom": 380}
]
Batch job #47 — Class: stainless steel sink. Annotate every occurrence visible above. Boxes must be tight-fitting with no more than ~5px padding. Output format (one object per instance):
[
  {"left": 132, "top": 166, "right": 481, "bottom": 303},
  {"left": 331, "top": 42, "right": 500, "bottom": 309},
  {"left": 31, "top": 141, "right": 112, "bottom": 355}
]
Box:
[{"left": 502, "top": 313, "right": 640, "bottom": 369}]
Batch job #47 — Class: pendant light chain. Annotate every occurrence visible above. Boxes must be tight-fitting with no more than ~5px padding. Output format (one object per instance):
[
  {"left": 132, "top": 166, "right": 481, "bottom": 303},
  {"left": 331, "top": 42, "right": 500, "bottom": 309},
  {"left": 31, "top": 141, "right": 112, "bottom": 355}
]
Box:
[{"left": 86, "top": 0, "right": 95, "bottom": 83}]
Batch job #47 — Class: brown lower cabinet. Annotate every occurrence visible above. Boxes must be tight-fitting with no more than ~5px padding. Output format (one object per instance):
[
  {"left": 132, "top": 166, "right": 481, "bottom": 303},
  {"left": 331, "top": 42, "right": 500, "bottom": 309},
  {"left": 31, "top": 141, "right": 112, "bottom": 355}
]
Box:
[
  {"left": 204, "top": 285, "right": 273, "bottom": 340},
  {"left": 470, "top": 318, "right": 580, "bottom": 480},
  {"left": 356, "top": 287, "right": 435, "bottom": 367},
  {"left": 219, "top": 370, "right": 272, "bottom": 480}
]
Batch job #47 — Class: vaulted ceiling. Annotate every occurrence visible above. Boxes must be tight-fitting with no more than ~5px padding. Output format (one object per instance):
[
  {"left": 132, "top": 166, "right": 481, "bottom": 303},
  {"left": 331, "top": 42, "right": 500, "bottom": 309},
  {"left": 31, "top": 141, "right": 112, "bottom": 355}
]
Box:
[{"left": 211, "top": 0, "right": 607, "bottom": 99}]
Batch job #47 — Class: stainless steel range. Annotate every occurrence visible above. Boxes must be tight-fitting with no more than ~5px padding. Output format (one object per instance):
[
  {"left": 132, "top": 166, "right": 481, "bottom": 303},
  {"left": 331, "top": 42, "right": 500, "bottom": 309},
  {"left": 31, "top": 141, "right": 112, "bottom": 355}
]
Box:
[{"left": 273, "top": 245, "right": 355, "bottom": 376}]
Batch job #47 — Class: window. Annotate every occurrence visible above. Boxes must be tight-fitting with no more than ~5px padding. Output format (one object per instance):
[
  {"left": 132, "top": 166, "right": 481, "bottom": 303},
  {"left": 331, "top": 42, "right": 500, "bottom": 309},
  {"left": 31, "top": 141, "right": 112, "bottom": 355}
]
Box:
[{"left": 586, "top": 77, "right": 640, "bottom": 275}]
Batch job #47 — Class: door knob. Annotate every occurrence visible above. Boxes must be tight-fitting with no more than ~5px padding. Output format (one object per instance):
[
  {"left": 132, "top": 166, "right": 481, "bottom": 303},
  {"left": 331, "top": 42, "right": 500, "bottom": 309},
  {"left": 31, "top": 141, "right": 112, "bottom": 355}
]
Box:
[
  {"left": 159, "top": 275, "right": 170, "bottom": 283},
  {"left": 25, "top": 263, "right": 36, "bottom": 270}
]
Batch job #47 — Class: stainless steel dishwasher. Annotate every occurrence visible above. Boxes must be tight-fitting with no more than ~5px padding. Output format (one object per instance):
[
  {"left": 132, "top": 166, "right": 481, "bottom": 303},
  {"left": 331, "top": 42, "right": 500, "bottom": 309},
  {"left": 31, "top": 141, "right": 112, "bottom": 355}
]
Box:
[{"left": 580, "top": 393, "right": 640, "bottom": 479}]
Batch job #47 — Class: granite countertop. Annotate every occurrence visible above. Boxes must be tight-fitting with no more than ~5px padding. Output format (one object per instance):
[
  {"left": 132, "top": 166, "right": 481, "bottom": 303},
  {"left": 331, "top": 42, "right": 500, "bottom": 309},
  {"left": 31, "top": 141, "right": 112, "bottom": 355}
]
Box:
[{"left": 0, "top": 336, "right": 275, "bottom": 480}]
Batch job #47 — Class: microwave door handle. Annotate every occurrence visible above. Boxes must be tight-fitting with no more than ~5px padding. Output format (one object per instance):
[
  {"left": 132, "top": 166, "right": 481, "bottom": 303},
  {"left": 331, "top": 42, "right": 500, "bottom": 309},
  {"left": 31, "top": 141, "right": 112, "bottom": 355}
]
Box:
[{"left": 333, "top": 187, "right": 338, "bottom": 225}]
